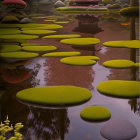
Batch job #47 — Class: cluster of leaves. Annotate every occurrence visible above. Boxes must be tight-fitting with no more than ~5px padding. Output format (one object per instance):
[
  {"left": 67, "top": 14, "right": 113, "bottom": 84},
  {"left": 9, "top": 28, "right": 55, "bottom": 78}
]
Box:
[{"left": 0, "top": 117, "right": 23, "bottom": 140}]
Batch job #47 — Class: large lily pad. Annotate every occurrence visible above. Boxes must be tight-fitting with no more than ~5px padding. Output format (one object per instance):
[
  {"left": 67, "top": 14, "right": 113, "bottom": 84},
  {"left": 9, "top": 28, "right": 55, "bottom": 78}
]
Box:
[
  {"left": 0, "top": 29, "right": 21, "bottom": 35},
  {"left": 103, "top": 60, "right": 135, "bottom": 68},
  {"left": 103, "top": 40, "right": 140, "bottom": 49},
  {"left": 16, "top": 86, "right": 92, "bottom": 106},
  {"left": 0, "top": 45, "right": 21, "bottom": 52},
  {"left": 22, "top": 30, "right": 56, "bottom": 35},
  {"left": 22, "top": 46, "right": 57, "bottom": 52},
  {"left": 97, "top": 80, "right": 140, "bottom": 98},
  {"left": 43, "top": 34, "right": 81, "bottom": 39},
  {"left": 0, "top": 52, "right": 39, "bottom": 59},
  {"left": 60, "top": 38, "right": 100, "bottom": 45},
  {"left": 42, "top": 52, "right": 81, "bottom": 57},
  {"left": 80, "top": 106, "right": 111, "bottom": 122},
  {"left": 0, "top": 35, "right": 39, "bottom": 40},
  {"left": 60, "top": 56, "right": 99, "bottom": 66}
]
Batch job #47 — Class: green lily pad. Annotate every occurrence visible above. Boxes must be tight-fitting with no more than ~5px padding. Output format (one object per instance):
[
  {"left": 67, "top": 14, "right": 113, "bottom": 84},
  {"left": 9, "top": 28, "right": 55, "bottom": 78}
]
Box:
[
  {"left": 42, "top": 52, "right": 81, "bottom": 57},
  {"left": 134, "top": 63, "right": 140, "bottom": 67},
  {"left": 43, "top": 34, "right": 81, "bottom": 39},
  {"left": 21, "top": 43, "right": 39, "bottom": 46},
  {"left": 16, "top": 86, "right": 92, "bottom": 106},
  {"left": 0, "top": 45, "right": 21, "bottom": 52},
  {"left": 60, "top": 38, "right": 100, "bottom": 45},
  {"left": 80, "top": 106, "right": 111, "bottom": 122},
  {"left": 103, "top": 40, "right": 140, "bottom": 49},
  {"left": 45, "top": 20, "right": 56, "bottom": 22},
  {"left": 22, "top": 46, "right": 57, "bottom": 52},
  {"left": 60, "top": 56, "right": 99, "bottom": 66},
  {"left": 103, "top": 60, "right": 135, "bottom": 68},
  {"left": 22, "top": 30, "right": 56, "bottom": 35},
  {"left": 0, "top": 52, "right": 39, "bottom": 59},
  {"left": 0, "top": 29, "right": 21, "bottom": 35},
  {"left": 0, "top": 35, "right": 39, "bottom": 40},
  {"left": 97, "top": 80, "right": 140, "bottom": 98},
  {"left": 55, "top": 21, "right": 69, "bottom": 24}
]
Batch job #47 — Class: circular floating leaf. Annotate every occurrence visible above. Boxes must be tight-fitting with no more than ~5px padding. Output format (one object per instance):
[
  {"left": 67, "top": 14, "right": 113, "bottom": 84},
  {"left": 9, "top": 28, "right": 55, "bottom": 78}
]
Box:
[
  {"left": 0, "top": 29, "right": 21, "bottom": 35},
  {"left": 103, "top": 60, "right": 135, "bottom": 68},
  {"left": 80, "top": 106, "right": 111, "bottom": 122},
  {"left": 42, "top": 52, "right": 81, "bottom": 57},
  {"left": 60, "top": 56, "right": 99, "bottom": 66},
  {"left": 55, "top": 21, "right": 69, "bottom": 24},
  {"left": 134, "top": 63, "right": 140, "bottom": 67},
  {"left": 0, "top": 35, "right": 39, "bottom": 40},
  {"left": 0, "top": 52, "right": 39, "bottom": 59},
  {"left": 100, "top": 118, "right": 137, "bottom": 140},
  {"left": 60, "top": 38, "right": 100, "bottom": 45},
  {"left": 97, "top": 80, "right": 140, "bottom": 98},
  {"left": 22, "top": 46, "right": 57, "bottom": 52},
  {"left": 103, "top": 40, "right": 140, "bottom": 49},
  {"left": 43, "top": 34, "right": 81, "bottom": 39},
  {"left": 45, "top": 20, "right": 56, "bottom": 22},
  {"left": 16, "top": 86, "right": 92, "bottom": 106},
  {"left": 21, "top": 43, "right": 39, "bottom": 46},
  {"left": 0, "top": 45, "right": 21, "bottom": 52},
  {"left": 22, "top": 30, "right": 56, "bottom": 35}
]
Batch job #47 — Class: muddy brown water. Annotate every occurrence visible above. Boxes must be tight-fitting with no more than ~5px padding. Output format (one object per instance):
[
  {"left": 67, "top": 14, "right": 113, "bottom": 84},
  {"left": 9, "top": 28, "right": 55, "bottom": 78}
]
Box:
[{"left": 0, "top": 13, "right": 140, "bottom": 140}]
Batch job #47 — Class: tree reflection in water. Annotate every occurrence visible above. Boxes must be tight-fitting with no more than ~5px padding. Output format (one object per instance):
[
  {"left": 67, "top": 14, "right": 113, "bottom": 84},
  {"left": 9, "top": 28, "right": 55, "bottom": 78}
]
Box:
[{"left": 23, "top": 107, "right": 70, "bottom": 140}]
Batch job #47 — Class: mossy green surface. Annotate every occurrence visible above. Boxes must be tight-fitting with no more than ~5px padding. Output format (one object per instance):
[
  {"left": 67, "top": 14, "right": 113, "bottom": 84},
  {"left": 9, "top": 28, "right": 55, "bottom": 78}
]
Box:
[
  {"left": 103, "top": 60, "right": 135, "bottom": 68},
  {"left": 60, "top": 56, "right": 99, "bottom": 66},
  {"left": 60, "top": 38, "right": 100, "bottom": 45},
  {"left": 22, "top": 46, "right": 57, "bottom": 52},
  {"left": 80, "top": 106, "right": 111, "bottom": 122},
  {"left": 97, "top": 80, "right": 140, "bottom": 98},
  {"left": 0, "top": 35, "right": 39, "bottom": 40},
  {"left": 42, "top": 52, "right": 81, "bottom": 57},
  {"left": 0, "top": 45, "right": 21, "bottom": 52},
  {"left": 43, "top": 34, "right": 81, "bottom": 39},
  {"left": 0, "top": 52, "right": 39, "bottom": 59},
  {"left": 16, "top": 86, "right": 92, "bottom": 106},
  {"left": 0, "top": 29, "right": 21, "bottom": 35},
  {"left": 120, "top": 7, "right": 139, "bottom": 16},
  {"left": 103, "top": 40, "right": 140, "bottom": 49},
  {"left": 22, "top": 30, "right": 56, "bottom": 35}
]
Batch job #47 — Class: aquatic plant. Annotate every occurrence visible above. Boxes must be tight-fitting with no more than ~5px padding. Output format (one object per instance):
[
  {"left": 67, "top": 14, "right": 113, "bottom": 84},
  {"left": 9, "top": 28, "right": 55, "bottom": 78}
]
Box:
[
  {"left": 1, "top": 16, "right": 20, "bottom": 23},
  {"left": 22, "top": 30, "right": 57, "bottom": 35},
  {"left": 16, "top": 86, "right": 92, "bottom": 106},
  {"left": 0, "top": 45, "right": 21, "bottom": 52},
  {"left": 0, "top": 29, "right": 21, "bottom": 35},
  {"left": 103, "top": 60, "right": 135, "bottom": 68},
  {"left": 80, "top": 106, "right": 111, "bottom": 122},
  {"left": 0, "top": 116, "right": 23, "bottom": 140}
]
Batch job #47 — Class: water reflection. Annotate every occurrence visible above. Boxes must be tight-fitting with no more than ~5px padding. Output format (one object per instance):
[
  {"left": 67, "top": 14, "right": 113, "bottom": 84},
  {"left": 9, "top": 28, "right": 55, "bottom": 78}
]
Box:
[{"left": 23, "top": 107, "right": 70, "bottom": 140}]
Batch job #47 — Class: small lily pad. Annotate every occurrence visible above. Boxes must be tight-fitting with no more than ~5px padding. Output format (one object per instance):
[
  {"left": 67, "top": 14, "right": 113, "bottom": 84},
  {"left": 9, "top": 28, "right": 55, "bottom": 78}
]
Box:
[
  {"left": 42, "top": 52, "right": 81, "bottom": 57},
  {"left": 97, "top": 80, "right": 140, "bottom": 98},
  {"left": 22, "top": 46, "right": 57, "bottom": 52},
  {"left": 103, "top": 40, "right": 140, "bottom": 49},
  {"left": 0, "top": 35, "right": 39, "bottom": 40},
  {"left": 134, "top": 63, "right": 140, "bottom": 67},
  {"left": 45, "top": 20, "right": 56, "bottom": 22},
  {"left": 60, "top": 56, "right": 99, "bottom": 66},
  {"left": 60, "top": 38, "right": 100, "bottom": 45},
  {"left": 80, "top": 106, "right": 111, "bottom": 122},
  {"left": 0, "top": 29, "right": 21, "bottom": 35},
  {"left": 55, "top": 21, "right": 69, "bottom": 24},
  {"left": 0, "top": 45, "right": 21, "bottom": 52},
  {"left": 100, "top": 118, "right": 137, "bottom": 140},
  {"left": 103, "top": 60, "right": 135, "bottom": 68},
  {"left": 0, "top": 52, "right": 39, "bottom": 59},
  {"left": 22, "top": 30, "right": 56, "bottom": 35},
  {"left": 16, "top": 86, "right": 92, "bottom": 106},
  {"left": 43, "top": 34, "right": 81, "bottom": 39}
]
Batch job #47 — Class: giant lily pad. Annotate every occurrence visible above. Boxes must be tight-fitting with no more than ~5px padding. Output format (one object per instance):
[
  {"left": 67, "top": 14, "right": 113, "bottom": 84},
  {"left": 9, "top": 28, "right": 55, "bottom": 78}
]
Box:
[
  {"left": 0, "top": 45, "right": 21, "bottom": 52},
  {"left": 43, "top": 34, "right": 81, "bottom": 39},
  {"left": 60, "top": 56, "right": 99, "bottom": 66},
  {"left": 97, "top": 80, "right": 140, "bottom": 98},
  {"left": 103, "top": 40, "right": 140, "bottom": 49},
  {"left": 100, "top": 118, "right": 137, "bottom": 140},
  {"left": 103, "top": 60, "right": 135, "bottom": 68},
  {"left": 22, "top": 30, "right": 56, "bottom": 35},
  {"left": 16, "top": 86, "right": 92, "bottom": 106},
  {"left": 22, "top": 46, "right": 57, "bottom": 52},
  {"left": 42, "top": 52, "right": 81, "bottom": 57},
  {"left": 0, "top": 29, "right": 21, "bottom": 35},
  {"left": 0, "top": 52, "right": 39, "bottom": 59},
  {"left": 80, "top": 106, "right": 111, "bottom": 122},
  {"left": 60, "top": 38, "right": 100, "bottom": 45},
  {"left": 0, "top": 35, "right": 39, "bottom": 40}
]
